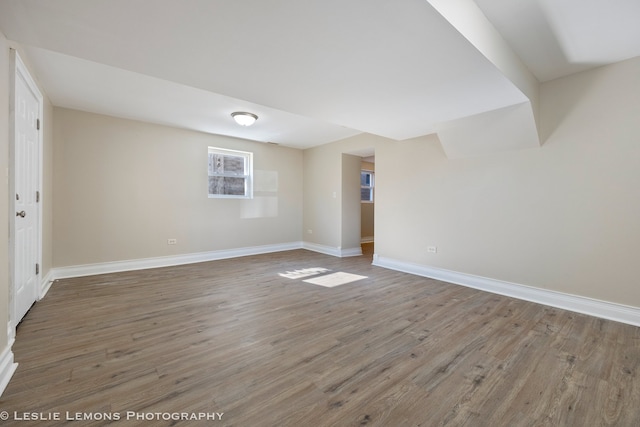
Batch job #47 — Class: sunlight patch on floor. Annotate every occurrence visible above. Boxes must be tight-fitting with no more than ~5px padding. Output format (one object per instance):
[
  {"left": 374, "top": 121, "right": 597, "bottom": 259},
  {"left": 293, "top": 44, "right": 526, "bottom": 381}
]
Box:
[
  {"left": 278, "top": 267, "right": 330, "bottom": 279},
  {"left": 303, "top": 272, "right": 368, "bottom": 288}
]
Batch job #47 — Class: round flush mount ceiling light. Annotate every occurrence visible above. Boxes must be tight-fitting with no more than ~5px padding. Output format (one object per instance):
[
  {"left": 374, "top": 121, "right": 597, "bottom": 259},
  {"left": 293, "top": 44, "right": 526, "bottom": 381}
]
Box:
[{"left": 231, "top": 111, "right": 258, "bottom": 127}]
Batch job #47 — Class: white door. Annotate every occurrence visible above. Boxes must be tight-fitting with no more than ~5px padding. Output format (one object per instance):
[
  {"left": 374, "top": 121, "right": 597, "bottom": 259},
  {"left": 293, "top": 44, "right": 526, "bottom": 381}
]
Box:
[{"left": 12, "top": 54, "right": 42, "bottom": 325}]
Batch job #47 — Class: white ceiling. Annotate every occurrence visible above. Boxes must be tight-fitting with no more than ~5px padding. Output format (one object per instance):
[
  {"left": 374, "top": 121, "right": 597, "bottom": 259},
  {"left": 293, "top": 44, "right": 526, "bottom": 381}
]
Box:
[
  {"left": 475, "top": 0, "right": 640, "bottom": 82},
  {"left": 0, "top": 0, "right": 638, "bottom": 150}
]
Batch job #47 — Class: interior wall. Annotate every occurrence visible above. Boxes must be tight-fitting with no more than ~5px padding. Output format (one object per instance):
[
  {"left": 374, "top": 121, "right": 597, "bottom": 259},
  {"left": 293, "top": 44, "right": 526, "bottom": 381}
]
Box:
[
  {"left": 341, "top": 154, "right": 362, "bottom": 251},
  {"left": 361, "top": 160, "right": 374, "bottom": 241},
  {"left": 302, "top": 142, "right": 341, "bottom": 248},
  {"left": 375, "top": 57, "right": 640, "bottom": 308},
  {"left": 53, "top": 108, "right": 303, "bottom": 267}
]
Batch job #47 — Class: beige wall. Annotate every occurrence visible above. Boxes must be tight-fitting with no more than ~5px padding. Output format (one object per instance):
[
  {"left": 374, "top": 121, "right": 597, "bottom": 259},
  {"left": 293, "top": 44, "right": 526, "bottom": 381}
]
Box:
[
  {"left": 375, "top": 57, "right": 640, "bottom": 307},
  {"left": 361, "top": 203, "right": 374, "bottom": 240},
  {"left": 53, "top": 108, "right": 303, "bottom": 267},
  {"left": 341, "top": 154, "right": 362, "bottom": 250},
  {"left": 361, "top": 161, "right": 375, "bottom": 240},
  {"left": 302, "top": 142, "right": 341, "bottom": 247}
]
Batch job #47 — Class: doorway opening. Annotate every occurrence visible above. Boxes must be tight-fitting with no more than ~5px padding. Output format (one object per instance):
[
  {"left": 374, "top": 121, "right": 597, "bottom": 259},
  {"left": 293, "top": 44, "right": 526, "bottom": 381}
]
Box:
[{"left": 360, "top": 154, "right": 375, "bottom": 259}]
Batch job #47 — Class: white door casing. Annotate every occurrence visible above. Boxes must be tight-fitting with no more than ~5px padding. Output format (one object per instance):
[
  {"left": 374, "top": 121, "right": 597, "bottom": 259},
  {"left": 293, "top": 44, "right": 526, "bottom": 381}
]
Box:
[{"left": 10, "top": 50, "right": 43, "bottom": 332}]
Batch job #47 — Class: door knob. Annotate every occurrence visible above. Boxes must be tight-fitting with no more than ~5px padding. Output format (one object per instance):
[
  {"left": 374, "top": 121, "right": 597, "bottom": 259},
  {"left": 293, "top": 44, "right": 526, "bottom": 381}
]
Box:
[{"left": 16, "top": 211, "right": 26, "bottom": 218}]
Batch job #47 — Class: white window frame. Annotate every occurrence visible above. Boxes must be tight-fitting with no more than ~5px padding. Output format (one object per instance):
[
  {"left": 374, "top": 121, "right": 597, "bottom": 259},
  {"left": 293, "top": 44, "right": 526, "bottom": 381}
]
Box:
[
  {"left": 208, "top": 147, "right": 253, "bottom": 199},
  {"left": 361, "top": 170, "right": 374, "bottom": 203}
]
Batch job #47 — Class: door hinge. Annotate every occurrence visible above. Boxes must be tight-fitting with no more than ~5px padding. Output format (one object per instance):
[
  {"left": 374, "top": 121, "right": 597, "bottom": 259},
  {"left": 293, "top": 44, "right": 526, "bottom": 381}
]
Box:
[
  {"left": 36, "top": 118, "right": 40, "bottom": 130},
  {"left": 36, "top": 191, "right": 40, "bottom": 203},
  {"left": 36, "top": 263, "right": 40, "bottom": 275}
]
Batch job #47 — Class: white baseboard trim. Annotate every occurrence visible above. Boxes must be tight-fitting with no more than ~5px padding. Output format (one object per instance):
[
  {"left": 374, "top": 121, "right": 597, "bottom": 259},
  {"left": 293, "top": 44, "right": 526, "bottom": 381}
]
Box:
[
  {"left": 361, "top": 236, "right": 374, "bottom": 244},
  {"left": 0, "top": 340, "right": 18, "bottom": 397},
  {"left": 372, "top": 255, "right": 640, "bottom": 328},
  {"left": 341, "top": 247, "right": 363, "bottom": 257},
  {"left": 40, "top": 269, "right": 54, "bottom": 300},
  {"left": 6, "top": 324, "right": 15, "bottom": 347},
  {"left": 51, "top": 242, "right": 304, "bottom": 281},
  {"left": 303, "top": 242, "right": 362, "bottom": 258}
]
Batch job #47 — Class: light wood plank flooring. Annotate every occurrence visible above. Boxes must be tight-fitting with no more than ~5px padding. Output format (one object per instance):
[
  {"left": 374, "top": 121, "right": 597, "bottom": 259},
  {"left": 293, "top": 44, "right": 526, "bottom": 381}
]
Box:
[{"left": 1, "top": 246, "right": 639, "bottom": 426}]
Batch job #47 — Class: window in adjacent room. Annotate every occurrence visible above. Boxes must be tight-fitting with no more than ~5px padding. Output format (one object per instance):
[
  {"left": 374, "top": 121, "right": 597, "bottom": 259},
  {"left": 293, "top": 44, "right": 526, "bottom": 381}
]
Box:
[
  {"left": 208, "top": 147, "right": 253, "bottom": 198},
  {"left": 361, "top": 170, "right": 374, "bottom": 202}
]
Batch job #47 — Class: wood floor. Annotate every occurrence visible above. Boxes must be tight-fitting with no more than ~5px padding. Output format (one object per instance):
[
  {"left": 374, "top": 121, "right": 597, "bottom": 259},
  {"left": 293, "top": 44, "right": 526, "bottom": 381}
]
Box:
[{"left": 2, "top": 245, "right": 639, "bottom": 426}]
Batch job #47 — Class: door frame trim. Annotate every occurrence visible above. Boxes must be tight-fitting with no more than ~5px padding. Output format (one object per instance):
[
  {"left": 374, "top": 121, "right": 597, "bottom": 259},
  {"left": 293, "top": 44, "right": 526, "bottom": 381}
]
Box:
[{"left": 8, "top": 49, "right": 44, "bottom": 340}]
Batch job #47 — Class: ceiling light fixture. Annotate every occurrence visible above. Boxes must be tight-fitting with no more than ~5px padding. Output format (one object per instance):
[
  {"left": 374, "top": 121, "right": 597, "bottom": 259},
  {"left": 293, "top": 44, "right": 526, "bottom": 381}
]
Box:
[{"left": 231, "top": 111, "right": 258, "bottom": 127}]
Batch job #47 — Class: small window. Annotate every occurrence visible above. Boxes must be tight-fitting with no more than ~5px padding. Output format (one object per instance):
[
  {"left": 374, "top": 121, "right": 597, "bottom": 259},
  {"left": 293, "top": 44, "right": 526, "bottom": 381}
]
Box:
[
  {"left": 208, "top": 147, "right": 253, "bottom": 198},
  {"left": 361, "top": 170, "right": 374, "bottom": 202}
]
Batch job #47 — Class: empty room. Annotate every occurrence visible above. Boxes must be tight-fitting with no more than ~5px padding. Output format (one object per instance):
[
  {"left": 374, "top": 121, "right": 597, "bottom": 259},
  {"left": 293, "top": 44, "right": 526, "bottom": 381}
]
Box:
[{"left": 1, "top": 1, "right": 639, "bottom": 426}]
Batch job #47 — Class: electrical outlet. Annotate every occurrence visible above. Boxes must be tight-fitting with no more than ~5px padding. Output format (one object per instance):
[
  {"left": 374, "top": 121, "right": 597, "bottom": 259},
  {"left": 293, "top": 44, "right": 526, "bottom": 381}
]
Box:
[
  {"left": 307, "top": 229, "right": 313, "bottom": 234},
  {"left": 168, "top": 238, "right": 177, "bottom": 245},
  {"left": 427, "top": 246, "right": 437, "bottom": 253}
]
